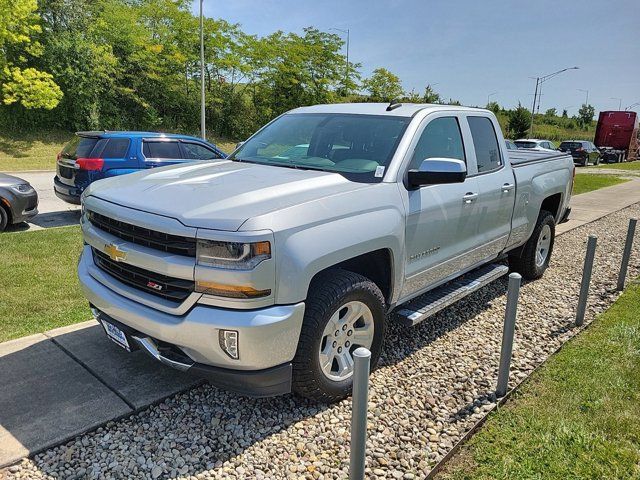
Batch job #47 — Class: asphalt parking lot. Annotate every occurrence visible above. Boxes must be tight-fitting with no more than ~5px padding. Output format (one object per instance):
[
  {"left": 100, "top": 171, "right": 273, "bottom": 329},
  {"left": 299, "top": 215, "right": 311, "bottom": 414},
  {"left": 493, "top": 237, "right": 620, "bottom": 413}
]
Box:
[{"left": 6, "top": 171, "right": 80, "bottom": 231}]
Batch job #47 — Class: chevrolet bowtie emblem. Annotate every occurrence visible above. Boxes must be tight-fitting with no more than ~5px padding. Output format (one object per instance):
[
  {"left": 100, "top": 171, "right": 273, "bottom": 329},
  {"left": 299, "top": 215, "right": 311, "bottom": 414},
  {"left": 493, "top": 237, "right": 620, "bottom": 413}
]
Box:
[{"left": 104, "top": 243, "right": 127, "bottom": 262}]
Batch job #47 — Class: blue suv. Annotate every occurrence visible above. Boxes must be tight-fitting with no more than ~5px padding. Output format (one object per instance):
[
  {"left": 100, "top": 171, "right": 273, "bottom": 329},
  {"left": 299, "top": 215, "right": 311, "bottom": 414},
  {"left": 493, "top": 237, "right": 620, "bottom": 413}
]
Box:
[{"left": 54, "top": 131, "right": 227, "bottom": 204}]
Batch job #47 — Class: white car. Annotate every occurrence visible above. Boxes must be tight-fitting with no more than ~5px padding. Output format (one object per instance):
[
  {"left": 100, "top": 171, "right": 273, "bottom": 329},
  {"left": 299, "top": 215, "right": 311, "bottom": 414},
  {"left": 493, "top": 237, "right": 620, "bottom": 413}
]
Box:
[{"left": 515, "top": 138, "right": 558, "bottom": 152}]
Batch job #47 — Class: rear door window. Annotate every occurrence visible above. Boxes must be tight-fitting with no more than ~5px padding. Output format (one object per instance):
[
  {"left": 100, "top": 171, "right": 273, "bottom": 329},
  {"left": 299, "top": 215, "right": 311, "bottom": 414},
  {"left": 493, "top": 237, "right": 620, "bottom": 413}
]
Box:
[
  {"left": 181, "top": 142, "right": 221, "bottom": 160},
  {"left": 467, "top": 116, "right": 502, "bottom": 173},
  {"left": 143, "top": 141, "right": 182, "bottom": 159}
]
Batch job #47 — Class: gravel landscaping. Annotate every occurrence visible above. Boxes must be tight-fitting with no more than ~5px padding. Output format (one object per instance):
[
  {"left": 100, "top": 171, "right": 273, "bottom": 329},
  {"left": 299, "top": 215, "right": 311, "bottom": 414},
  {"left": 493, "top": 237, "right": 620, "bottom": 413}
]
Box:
[{"left": 4, "top": 203, "right": 640, "bottom": 480}]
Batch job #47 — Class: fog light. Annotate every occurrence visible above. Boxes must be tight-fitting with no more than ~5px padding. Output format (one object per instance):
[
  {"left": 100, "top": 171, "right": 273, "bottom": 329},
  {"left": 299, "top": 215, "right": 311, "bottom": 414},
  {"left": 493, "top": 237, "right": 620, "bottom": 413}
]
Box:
[{"left": 219, "top": 330, "right": 239, "bottom": 359}]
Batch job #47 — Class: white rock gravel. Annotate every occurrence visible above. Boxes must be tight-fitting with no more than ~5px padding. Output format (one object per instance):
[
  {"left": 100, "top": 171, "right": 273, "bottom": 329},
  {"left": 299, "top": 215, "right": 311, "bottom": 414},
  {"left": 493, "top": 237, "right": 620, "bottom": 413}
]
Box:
[{"left": 4, "top": 203, "right": 639, "bottom": 480}]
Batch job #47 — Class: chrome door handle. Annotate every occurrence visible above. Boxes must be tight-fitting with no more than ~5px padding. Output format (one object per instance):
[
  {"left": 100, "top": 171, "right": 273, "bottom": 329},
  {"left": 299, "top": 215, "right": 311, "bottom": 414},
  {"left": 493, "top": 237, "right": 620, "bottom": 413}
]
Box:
[
  {"left": 502, "top": 183, "right": 515, "bottom": 193},
  {"left": 462, "top": 192, "right": 478, "bottom": 204}
]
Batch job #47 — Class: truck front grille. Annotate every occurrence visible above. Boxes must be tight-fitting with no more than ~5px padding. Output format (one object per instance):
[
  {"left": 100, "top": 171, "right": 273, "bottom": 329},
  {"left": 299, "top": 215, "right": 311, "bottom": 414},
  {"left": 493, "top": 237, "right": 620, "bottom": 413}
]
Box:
[
  {"left": 92, "top": 248, "right": 195, "bottom": 302},
  {"left": 88, "top": 210, "right": 196, "bottom": 257}
]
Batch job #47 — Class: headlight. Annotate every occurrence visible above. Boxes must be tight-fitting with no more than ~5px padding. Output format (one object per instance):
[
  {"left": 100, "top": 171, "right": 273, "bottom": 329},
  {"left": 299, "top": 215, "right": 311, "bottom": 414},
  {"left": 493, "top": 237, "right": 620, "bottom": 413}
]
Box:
[
  {"left": 196, "top": 240, "right": 271, "bottom": 270},
  {"left": 10, "top": 184, "right": 33, "bottom": 194}
]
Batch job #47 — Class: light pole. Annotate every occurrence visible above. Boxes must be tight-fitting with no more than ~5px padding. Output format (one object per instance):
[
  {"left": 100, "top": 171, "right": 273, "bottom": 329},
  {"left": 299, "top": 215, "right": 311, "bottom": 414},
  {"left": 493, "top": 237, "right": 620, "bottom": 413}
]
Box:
[
  {"left": 487, "top": 91, "right": 498, "bottom": 105},
  {"left": 199, "top": 0, "right": 206, "bottom": 140},
  {"left": 330, "top": 28, "right": 350, "bottom": 93},
  {"left": 529, "top": 66, "right": 579, "bottom": 137},
  {"left": 625, "top": 102, "right": 640, "bottom": 111},
  {"left": 578, "top": 88, "right": 589, "bottom": 105},
  {"left": 610, "top": 97, "right": 622, "bottom": 110}
]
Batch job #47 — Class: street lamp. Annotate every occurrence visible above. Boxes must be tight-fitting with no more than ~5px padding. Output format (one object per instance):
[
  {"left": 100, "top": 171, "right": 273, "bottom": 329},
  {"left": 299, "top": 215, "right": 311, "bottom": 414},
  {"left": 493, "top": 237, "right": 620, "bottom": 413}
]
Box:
[
  {"left": 610, "top": 97, "right": 622, "bottom": 110},
  {"left": 487, "top": 91, "right": 498, "bottom": 105},
  {"left": 625, "top": 102, "right": 640, "bottom": 111},
  {"left": 199, "top": 0, "right": 206, "bottom": 140},
  {"left": 330, "top": 28, "right": 350, "bottom": 93},
  {"left": 578, "top": 88, "right": 589, "bottom": 105},
  {"left": 529, "top": 66, "right": 579, "bottom": 137}
]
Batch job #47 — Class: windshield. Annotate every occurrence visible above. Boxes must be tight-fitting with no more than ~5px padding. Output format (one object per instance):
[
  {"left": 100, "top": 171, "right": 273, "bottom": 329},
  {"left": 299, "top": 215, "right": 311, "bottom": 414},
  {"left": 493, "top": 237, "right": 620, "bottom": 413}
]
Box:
[
  {"left": 230, "top": 113, "right": 411, "bottom": 182},
  {"left": 514, "top": 141, "right": 538, "bottom": 149}
]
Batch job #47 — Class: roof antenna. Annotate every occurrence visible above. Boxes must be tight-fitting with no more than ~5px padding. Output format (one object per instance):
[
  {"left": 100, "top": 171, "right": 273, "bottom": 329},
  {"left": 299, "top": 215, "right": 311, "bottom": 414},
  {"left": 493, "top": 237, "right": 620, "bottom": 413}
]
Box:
[{"left": 386, "top": 99, "right": 402, "bottom": 111}]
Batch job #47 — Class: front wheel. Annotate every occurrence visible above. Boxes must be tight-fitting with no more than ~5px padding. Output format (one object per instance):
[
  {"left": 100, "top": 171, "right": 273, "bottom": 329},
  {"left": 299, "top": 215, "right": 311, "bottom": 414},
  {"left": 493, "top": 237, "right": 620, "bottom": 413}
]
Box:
[
  {"left": 509, "top": 210, "right": 556, "bottom": 280},
  {"left": 292, "top": 269, "right": 386, "bottom": 403}
]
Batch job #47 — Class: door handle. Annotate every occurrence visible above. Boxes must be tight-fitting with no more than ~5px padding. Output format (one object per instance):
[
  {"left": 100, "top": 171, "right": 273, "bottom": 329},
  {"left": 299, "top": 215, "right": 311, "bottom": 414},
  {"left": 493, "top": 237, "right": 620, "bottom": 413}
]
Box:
[
  {"left": 462, "top": 192, "right": 478, "bottom": 204},
  {"left": 501, "top": 183, "right": 515, "bottom": 193}
]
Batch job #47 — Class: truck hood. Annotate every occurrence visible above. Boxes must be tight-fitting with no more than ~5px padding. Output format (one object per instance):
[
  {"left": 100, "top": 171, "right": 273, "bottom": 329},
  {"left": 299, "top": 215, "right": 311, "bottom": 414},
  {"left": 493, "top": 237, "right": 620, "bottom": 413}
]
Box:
[{"left": 88, "top": 160, "right": 370, "bottom": 231}]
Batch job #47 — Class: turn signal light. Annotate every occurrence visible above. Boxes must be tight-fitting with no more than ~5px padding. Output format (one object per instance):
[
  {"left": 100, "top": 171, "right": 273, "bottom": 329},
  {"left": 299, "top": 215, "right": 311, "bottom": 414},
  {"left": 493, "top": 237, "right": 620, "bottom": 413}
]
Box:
[
  {"left": 77, "top": 157, "right": 104, "bottom": 171},
  {"left": 195, "top": 280, "right": 271, "bottom": 299}
]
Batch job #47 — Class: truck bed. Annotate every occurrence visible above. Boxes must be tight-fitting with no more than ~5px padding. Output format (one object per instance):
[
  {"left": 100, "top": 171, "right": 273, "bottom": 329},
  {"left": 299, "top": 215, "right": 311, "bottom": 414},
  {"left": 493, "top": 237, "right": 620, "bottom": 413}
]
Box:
[{"left": 508, "top": 149, "right": 572, "bottom": 166}]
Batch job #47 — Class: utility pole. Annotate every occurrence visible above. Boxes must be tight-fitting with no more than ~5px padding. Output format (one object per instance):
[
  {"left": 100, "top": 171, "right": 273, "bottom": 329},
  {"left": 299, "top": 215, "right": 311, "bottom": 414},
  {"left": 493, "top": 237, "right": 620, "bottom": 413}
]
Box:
[
  {"left": 578, "top": 88, "right": 589, "bottom": 106},
  {"left": 200, "top": 0, "right": 206, "bottom": 140},
  {"left": 330, "top": 28, "right": 350, "bottom": 94},
  {"left": 529, "top": 66, "right": 579, "bottom": 137},
  {"left": 610, "top": 97, "right": 622, "bottom": 110}
]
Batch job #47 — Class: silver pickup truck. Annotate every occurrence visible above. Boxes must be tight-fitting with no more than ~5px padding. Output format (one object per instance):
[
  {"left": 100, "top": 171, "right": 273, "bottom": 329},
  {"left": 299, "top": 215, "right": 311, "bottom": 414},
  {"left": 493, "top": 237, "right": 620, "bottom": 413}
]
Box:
[{"left": 78, "top": 103, "right": 574, "bottom": 402}]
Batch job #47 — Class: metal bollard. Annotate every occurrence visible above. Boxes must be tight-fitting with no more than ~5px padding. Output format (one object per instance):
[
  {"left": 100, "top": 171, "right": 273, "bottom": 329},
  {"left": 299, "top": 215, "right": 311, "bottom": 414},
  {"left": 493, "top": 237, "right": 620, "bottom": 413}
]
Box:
[
  {"left": 576, "top": 235, "right": 597, "bottom": 326},
  {"left": 616, "top": 218, "right": 637, "bottom": 291},
  {"left": 496, "top": 273, "right": 522, "bottom": 398},
  {"left": 349, "top": 347, "right": 371, "bottom": 480}
]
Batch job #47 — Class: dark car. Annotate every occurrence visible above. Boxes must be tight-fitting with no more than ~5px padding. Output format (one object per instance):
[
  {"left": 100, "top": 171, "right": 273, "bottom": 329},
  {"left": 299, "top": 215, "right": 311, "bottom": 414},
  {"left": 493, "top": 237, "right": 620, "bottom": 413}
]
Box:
[
  {"left": 54, "top": 131, "right": 227, "bottom": 204},
  {"left": 0, "top": 173, "right": 38, "bottom": 231},
  {"left": 558, "top": 140, "right": 601, "bottom": 166},
  {"left": 505, "top": 139, "right": 518, "bottom": 150}
]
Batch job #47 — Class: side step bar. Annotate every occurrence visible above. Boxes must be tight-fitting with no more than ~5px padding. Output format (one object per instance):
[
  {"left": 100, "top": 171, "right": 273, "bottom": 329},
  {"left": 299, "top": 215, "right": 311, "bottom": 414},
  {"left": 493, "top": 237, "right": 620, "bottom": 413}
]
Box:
[{"left": 395, "top": 263, "right": 509, "bottom": 327}]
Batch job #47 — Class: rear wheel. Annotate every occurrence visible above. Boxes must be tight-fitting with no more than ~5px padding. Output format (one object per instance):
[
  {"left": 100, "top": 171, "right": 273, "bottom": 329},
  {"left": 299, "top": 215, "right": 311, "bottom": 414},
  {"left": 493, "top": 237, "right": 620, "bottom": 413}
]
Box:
[
  {"left": 509, "top": 210, "right": 555, "bottom": 280},
  {"left": 292, "top": 269, "right": 386, "bottom": 403},
  {"left": 0, "top": 205, "right": 8, "bottom": 232}
]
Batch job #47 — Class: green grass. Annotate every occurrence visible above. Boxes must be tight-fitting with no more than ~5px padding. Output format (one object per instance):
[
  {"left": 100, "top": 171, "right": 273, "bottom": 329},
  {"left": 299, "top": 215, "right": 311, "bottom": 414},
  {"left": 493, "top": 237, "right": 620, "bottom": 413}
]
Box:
[
  {"left": 572, "top": 173, "right": 629, "bottom": 195},
  {"left": 438, "top": 281, "right": 640, "bottom": 480},
  {"left": 0, "top": 129, "right": 71, "bottom": 172},
  {"left": 596, "top": 161, "right": 640, "bottom": 171},
  {"left": 0, "top": 129, "right": 237, "bottom": 172},
  {"left": 0, "top": 226, "right": 90, "bottom": 341}
]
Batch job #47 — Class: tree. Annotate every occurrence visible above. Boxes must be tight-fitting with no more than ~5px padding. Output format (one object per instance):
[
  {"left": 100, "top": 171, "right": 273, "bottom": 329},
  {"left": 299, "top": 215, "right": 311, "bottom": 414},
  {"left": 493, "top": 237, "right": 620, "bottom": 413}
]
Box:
[
  {"left": 508, "top": 103, "right": 531, "bottom": 139},
  {"left": 362, "top": 68, "right": 403, "bottom": 102},
  {"left": 422, "top": 84, "right": 441, "bottom": 104},
  {"left": 0, "top": 0, "right": 62, "bottom": 109},
  {"left": 486, "top": 101, "right": 500, "bottom": 114},
  {"left": 562, "top": 109, "right": 568, "bottom": 118},
  {"left": 578, "top": 103, "right": 595, "bottom": 127},
  {"left": 544, "top": 108, "right": 557, "bottom": 117}
]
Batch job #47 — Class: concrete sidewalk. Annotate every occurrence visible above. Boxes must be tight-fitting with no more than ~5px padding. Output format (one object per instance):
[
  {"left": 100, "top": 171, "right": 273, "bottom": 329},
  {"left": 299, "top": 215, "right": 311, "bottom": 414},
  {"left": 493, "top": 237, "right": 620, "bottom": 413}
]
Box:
[
  {"left": 1, "top": 178, "right": 639, "bottom": 468},
  {"left": 557, "top": 177, "right": 640, "bottom": 235},
  {"left": 0, "top": 321, "right": 201, "bottom": 467}
]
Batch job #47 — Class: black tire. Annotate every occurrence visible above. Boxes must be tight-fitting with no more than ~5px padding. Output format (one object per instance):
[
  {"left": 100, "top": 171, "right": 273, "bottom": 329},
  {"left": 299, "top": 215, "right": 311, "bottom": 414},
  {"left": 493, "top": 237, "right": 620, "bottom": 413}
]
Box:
[
  {"left": 292, "top": 269, "right": 386, "bottom": 403},
  {"left": 509, "top": 210, "right": 555, "bottom": 280},
  {"left": 0, "top": 205, "right": 8, "bottom": 232},
  {"left": 594, "top": 156, "right": 600, "bottom": 166}
]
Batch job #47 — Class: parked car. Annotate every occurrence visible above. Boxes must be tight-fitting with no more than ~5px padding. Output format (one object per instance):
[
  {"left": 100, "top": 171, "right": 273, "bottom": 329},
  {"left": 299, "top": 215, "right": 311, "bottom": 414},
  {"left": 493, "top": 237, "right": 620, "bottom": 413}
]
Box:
[
  {"left": 54, "top": 131, "right": 227, "bottom": 204},
  {"left": 558, "top": 140, "right": 601, "bottom": 166},
  {"left": 78, "top": 103, "right": 573, "bottom": 402},
  {"left": 514, "top": 138, "right": 558, "bottom": 152},
  {"left": 0, "top": 173, "right": 38, "bottom": 231},
  {"left": 505, "top": 139, "right": 518, "bottom": 150},
  {"left": 594, "top": 111, "right": 639, "bottom": 163}
]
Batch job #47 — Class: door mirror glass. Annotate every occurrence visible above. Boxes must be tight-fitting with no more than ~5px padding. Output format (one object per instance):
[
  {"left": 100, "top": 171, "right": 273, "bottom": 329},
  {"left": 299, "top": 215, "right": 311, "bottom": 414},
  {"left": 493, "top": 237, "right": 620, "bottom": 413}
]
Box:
[{"left": 408, "top": 158, "right": 467, "bottom": 187}]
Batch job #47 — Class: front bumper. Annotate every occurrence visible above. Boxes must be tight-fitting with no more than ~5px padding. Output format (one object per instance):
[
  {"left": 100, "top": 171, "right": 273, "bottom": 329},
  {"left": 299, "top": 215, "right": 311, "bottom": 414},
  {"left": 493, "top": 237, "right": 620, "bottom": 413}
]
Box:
[
  {"left": 78, "top": 247, "right": 305, "bottom": 397},
  {"left": 2, "top": 189, "right": 38, "bottom": 224}
]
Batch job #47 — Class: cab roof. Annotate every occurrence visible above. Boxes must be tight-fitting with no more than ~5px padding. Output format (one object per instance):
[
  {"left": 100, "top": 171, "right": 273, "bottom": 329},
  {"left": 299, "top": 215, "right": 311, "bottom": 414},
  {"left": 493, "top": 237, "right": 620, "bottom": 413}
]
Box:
[{"left": 288, "top": 102, "right": 490, "bottom": 117}]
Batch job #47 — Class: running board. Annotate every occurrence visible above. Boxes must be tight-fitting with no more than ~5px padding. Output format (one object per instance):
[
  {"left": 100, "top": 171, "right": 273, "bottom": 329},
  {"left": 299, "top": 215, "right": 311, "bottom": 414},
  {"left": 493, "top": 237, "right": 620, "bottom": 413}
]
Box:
[{"left": 395, "top": 264, "right": 509, "bottom": 327}]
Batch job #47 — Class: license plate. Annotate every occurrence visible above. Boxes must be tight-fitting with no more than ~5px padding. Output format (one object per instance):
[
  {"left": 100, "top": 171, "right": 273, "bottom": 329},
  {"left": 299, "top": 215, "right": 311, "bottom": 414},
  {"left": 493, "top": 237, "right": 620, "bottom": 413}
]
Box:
[{"left": 101, "top": 319, "right": 130, "bottom": 351}]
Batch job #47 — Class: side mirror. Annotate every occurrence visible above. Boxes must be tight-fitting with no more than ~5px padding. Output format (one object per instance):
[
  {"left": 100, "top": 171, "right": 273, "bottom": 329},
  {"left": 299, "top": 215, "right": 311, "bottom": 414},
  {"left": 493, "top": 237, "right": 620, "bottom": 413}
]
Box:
[
  {"left": 235, "top": 141, "right": 245, "bottom": 150},
  {"left": 408, "top": 158, "right": 467, "bottom": 188}
]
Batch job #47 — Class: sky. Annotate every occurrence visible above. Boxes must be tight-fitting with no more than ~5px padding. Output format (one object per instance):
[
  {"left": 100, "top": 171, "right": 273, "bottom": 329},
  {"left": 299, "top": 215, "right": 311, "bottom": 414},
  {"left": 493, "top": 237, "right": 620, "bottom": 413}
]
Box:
[{"left": 193, "top": 0, "right": 640, "bottom": 117}]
